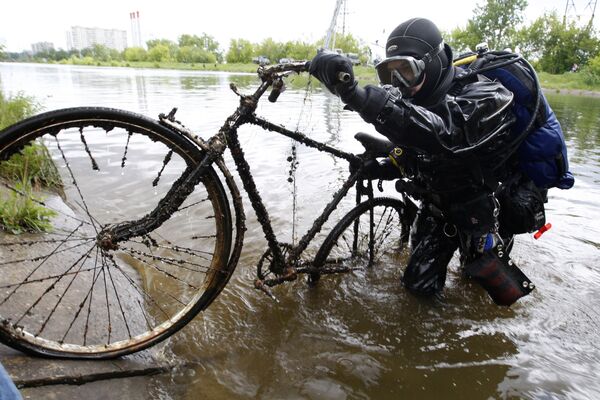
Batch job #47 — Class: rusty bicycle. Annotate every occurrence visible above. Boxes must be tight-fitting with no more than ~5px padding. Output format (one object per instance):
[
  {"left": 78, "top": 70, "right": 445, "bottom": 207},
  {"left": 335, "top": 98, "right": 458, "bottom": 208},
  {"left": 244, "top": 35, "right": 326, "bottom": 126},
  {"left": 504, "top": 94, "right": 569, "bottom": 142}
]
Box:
[{"left": 0, "top": 62, "right": 414, "bottom": 359}]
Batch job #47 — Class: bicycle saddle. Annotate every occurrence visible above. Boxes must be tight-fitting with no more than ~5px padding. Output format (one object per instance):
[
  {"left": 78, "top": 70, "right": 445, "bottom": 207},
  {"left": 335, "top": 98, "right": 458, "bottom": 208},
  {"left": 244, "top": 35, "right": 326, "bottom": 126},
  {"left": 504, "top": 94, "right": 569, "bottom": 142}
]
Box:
[{"left": 354, "top": 132, "right": 395, "bottom": 157}]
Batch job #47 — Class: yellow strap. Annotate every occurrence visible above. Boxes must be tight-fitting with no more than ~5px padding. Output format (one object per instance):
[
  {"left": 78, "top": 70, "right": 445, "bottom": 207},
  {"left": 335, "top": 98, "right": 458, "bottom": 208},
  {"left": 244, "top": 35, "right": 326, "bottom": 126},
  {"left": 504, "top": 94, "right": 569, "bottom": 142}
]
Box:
[
  {"left": 388, "top": 148, "right": 405, "bottom": 175},
  {"left": 453, "top": 54, "right": 477, "bottom": 66}
]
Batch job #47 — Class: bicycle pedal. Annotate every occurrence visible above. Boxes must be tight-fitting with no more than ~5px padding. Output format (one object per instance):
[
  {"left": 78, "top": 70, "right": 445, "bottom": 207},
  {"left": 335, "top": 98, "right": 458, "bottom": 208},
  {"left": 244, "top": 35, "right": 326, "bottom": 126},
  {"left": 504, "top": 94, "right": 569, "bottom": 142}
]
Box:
[{"left": 254, "top": 279, "right": 279, "bottom": 303}]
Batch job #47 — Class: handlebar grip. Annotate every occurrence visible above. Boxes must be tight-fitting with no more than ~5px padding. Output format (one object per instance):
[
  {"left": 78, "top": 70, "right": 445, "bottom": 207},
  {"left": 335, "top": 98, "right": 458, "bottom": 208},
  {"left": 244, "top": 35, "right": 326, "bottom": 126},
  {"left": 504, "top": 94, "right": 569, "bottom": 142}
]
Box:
[
  {"left": 268, "top": 88, "right": 282, "bottom": 103},
  {"left": 268, "top": 79, "right": 285, "bottom": 103}
]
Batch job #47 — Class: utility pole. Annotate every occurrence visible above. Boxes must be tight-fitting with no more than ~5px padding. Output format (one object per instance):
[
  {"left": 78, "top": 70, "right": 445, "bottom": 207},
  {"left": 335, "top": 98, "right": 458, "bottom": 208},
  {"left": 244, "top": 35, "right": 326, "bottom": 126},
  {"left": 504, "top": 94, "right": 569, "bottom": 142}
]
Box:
[
  {"left": 564, "top": 0, "right": 577, "bottom": 24},
  {"left": 563, "top": 0, "right": 597, "bottom": 28},
  {"left": 324, "top": 0, "right": 345, "bottom": 50},
  {"left": 586, "top": 0, "right": 597, "bottom": 29}
]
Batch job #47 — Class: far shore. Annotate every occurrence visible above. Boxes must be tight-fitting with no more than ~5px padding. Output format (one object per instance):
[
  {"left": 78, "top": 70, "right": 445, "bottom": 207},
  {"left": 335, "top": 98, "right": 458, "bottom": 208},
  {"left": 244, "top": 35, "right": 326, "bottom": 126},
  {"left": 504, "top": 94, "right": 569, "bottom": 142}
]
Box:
[{"left": 2, "top": 60, "right": 600, "bottom": 96}]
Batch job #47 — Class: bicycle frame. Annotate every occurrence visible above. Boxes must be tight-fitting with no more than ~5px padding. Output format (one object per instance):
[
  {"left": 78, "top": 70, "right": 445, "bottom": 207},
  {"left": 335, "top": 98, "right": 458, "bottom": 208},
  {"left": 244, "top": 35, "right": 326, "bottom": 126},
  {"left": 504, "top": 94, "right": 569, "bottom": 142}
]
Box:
[{"left": 101, "top": 62, "right": 370, "bottom": 292}]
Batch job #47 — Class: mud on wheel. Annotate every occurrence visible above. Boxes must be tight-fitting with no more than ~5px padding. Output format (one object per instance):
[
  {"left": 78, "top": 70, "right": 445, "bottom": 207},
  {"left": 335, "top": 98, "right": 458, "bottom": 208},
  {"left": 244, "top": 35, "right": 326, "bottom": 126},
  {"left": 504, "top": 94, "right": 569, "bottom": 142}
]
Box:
[
  {"left": 310, "top": 197, "right": 412, "bottom": 283},
  {"left": 0, "top": 107, "right": 232, "bottom": 359}
]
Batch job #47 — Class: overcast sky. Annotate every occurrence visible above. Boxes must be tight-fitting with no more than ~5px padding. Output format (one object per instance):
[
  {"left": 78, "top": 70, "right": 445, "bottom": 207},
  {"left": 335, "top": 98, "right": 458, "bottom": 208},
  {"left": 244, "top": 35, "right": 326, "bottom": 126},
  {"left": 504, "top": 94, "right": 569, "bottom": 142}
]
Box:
[{"left": 1, "top": 0, "right": 598, "bottom": 57}]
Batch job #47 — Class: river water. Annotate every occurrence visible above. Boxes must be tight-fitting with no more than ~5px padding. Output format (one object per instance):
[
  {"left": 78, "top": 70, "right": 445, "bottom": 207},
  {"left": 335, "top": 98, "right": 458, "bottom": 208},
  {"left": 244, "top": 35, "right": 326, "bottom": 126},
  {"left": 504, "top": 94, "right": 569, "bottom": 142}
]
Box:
[{"left": 1, "top": 63, "right": 599, "bottom": 399}]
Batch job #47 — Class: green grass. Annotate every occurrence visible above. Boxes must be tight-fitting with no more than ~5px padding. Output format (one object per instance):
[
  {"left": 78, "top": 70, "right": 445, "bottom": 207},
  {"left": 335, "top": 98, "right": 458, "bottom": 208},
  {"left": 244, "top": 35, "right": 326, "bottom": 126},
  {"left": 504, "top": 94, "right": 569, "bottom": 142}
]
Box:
[
  {"left": 0, "top": 182, "right": 56, "bottom": 234},
  {"left": 0, "top": 90, "right": 38, "bottom": 130},
  {"left": 538, "top": 71, "right": 600, "bottom": 92},
  {"left": 0, "top": 143, "right": 62, "bottom": 190},
  {"left": 0, "top": 89, "right": 61, "bottom": 234}
]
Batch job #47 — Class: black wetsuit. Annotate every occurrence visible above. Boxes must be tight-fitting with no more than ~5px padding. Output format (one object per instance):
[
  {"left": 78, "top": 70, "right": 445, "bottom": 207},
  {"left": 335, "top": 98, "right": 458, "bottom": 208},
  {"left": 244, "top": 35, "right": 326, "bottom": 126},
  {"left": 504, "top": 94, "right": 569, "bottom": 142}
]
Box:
[{"left": 353, "top": 74, "right": 517, "bottom": 295}]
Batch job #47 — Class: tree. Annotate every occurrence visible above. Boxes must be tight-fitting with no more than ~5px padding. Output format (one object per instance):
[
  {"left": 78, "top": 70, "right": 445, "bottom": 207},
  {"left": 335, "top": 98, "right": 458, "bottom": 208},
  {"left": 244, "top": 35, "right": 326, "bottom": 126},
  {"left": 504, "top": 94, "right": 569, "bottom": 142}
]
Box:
[
  {"left": 516, "top": 12, "right": 599, "bottom": 73},
  {"left": 147, "top": 44, "right": 171, "bottom": 62},
  {"left": 447, "top": 0, "right": 528, "bottom": 51},
  {"left": 0, "top": 44, "right": 6, "bottom": 61},
  {"left": 226, "top": 39, "right": 254, "bottom": 63},
  {"left": 255, "top": 38, "right": 286, "bottom": 63},
  {"left": 284, "top": 40, "right": 317, "bottom": 61},
  {"left": 175, "top": 46, "right": 216, "bottom": 63},
  {"left": 79, "top": 44, "right": 113, "bottom": 62},
  {"left": 146, "top": 39, "right": 177, "bottom": 60},
  {"left": 178, "top": 34, "right": 222, "bottom": 63},
  {"left": 123, "top": 47, "right": 147, "bottom": 62}
]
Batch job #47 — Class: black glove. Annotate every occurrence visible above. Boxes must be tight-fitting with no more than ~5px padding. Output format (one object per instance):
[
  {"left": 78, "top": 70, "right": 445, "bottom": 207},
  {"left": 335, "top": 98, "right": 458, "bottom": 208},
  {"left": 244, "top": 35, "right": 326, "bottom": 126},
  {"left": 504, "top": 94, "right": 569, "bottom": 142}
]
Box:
[
  {"left": 309, "top": 51, "right": 356, "bottom": 96},
  {"left": 344, "top": 85, "right": 394, "bottom": 125}
]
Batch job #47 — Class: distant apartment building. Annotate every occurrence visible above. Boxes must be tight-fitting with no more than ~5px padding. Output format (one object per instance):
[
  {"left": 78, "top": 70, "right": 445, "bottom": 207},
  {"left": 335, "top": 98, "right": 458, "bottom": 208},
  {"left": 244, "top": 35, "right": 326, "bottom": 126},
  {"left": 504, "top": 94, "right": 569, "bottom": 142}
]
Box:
[
  {"left": 66, "top": 26, "right": 128, "bottom": 52},
  {"left": 31, "top": 42, "right": 55, "bottom": 54}
]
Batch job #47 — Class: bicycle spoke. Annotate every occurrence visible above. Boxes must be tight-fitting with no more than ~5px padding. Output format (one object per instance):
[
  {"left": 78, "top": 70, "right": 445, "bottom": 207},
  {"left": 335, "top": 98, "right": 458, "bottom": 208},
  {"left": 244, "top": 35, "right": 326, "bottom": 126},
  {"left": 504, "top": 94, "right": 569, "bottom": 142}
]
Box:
[
  {"left": 100, "top": 254, "right": 112, "bottom": 344},
  {"left": 36, "top": 245, "right": 95, "bottom": 336},
  {"left": 0, "top": 223, "right": 86, "bottom": 305},
  {"left": 83, "top": 247, "right": 101, "bottom": 346},
  {"left": 54, "top": 137, "right": 99, "bottom": 234},
  {"left": 104, "top": 253, "right": 175, "bottom": 319},
  {"left": 122, "top": 247, "right": 214, "bottom": 273},
  {"left": 339, "top": 233, "right": 354, "bottom": 253},
  {"left": 176, "top": 196, "right": 210, "bottom": 213},
  {"left": 0, "top": 267, "right": 98, "bottom": 289},
  {"left": 121, "top": 130, "right": 133, "bottom": 168},
  {"left": 73, "top": 199, "right": 102, "bottom": 227},
  {"left": 79, "top": 127, "right": 99, "bottom": 171},
  {"left": 104, "top": 254, "right": 132, "bottom": 339},
  {"left": 15, "top": 243, "right": 96, "bottom": 326},
  {"left": 152, "top": 150, "right": 173, "bottom": 187},
  {"left": 122, "top": 250, "right": 200, "bottom": 290},
  {"left": 0, "top": 237, "right": 95, "bottom": 246},
  {"left": 0, "top": 238, "right": 94, "bottom": 268},
  {"left": 129, "top": 239, "right": 214, "bottom": 262}
]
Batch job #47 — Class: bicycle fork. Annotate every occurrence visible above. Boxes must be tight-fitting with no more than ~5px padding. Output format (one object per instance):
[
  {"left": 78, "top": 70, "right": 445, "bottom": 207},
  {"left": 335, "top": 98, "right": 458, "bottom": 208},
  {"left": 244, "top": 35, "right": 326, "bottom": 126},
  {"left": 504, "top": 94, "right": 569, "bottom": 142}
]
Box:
[{"left": 96, "top": 137, "right": 227, "bottom": 251}]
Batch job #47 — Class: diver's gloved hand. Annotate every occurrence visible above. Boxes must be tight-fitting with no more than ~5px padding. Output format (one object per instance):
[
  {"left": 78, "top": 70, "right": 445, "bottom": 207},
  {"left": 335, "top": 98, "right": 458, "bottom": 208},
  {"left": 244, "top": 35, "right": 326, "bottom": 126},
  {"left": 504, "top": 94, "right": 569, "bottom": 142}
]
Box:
[
  {"left": 349, "top": 158, "right": 400, "bottom": 180},
  {"left": 309, "top": 51, "right": 356, "bottom": 96},
  {"left": 342, "top": 85, "right": 394, "bottom": 125},
  {"left": 473, "top": 232, "right": 501, "bottom": 254}
]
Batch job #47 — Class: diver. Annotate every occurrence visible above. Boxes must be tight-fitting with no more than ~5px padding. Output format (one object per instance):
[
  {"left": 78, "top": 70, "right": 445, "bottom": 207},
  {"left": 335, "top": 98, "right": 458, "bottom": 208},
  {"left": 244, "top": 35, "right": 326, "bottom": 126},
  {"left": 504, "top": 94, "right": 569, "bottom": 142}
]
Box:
[{"left": 309, "top": 17, "right": 573, "bottom": 305}]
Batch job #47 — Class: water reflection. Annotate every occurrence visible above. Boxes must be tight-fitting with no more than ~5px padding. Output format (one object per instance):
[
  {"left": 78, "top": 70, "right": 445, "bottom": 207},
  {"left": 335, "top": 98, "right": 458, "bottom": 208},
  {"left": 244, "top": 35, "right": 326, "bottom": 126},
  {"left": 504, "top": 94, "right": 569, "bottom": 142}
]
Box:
[
  {"left": 135, "top": 75, "right": 148, "bottom": 112},
  {"left": 546, "top": 92, "right": 600, "bottom": 150}
]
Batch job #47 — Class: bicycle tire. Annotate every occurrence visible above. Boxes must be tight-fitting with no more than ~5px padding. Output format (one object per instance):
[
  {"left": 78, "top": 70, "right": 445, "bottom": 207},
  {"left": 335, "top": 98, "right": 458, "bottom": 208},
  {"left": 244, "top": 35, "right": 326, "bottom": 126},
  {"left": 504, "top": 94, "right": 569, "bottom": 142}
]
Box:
[
  {"left": 312, "top": 197, "right": 410, "bottom": 281},
  {"left": 0, "top": 107, "right": 232, "bottom": 359}
]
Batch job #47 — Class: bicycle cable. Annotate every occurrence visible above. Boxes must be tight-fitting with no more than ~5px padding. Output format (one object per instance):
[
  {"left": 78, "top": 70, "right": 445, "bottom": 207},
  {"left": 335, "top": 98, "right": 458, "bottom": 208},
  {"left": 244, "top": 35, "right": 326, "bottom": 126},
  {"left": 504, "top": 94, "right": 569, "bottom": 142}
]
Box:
[{"left": 288, "top": 77, "right": 314, "bottom": 246}]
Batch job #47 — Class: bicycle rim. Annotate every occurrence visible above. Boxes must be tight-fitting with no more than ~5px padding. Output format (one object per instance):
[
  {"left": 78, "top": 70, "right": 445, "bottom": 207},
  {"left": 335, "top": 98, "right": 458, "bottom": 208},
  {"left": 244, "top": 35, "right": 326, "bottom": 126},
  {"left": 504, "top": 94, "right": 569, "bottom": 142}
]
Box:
[{"left": 0, "top": 107, "right": 232, "bottom": 358}]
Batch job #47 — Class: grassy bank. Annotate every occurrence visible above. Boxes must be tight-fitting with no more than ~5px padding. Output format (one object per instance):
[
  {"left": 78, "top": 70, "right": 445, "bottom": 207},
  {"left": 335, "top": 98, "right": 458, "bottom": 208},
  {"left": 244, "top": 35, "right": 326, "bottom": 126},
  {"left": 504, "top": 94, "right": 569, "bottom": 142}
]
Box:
[
  {"left": 0, "top": 89, "right": 61, "bottom": 234},
  {"left": 538, "top": 71, "right": 600, "bottom": 92}
]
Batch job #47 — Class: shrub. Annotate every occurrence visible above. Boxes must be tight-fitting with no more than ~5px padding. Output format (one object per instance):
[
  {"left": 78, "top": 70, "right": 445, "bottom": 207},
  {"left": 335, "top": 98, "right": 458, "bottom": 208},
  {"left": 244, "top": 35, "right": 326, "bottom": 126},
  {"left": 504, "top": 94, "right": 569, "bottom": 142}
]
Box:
[
  {"left": 0, "top": 89, "right": 61, "bottom": 234},
  {"left": 0, "top": 182, "right": 56, "bottom": 234}
]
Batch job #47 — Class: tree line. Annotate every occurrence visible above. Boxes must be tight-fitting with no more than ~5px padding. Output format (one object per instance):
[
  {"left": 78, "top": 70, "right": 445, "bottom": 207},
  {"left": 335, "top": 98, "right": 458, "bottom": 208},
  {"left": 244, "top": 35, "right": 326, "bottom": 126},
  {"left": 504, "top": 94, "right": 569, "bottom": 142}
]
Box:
[{"left": 0, "top": 33, "right": 368, "bottom": 66}]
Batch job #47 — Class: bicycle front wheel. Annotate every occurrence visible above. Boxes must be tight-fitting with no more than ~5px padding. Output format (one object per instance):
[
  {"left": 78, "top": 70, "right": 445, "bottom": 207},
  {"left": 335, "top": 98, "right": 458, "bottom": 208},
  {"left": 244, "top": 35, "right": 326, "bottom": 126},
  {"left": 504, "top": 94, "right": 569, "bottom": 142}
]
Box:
[
  {"left": 312, "top": 197, "right": 412, "bottom": 281},
  {"left": 0, "top": 107, "right": 232, "bottom": 359}
]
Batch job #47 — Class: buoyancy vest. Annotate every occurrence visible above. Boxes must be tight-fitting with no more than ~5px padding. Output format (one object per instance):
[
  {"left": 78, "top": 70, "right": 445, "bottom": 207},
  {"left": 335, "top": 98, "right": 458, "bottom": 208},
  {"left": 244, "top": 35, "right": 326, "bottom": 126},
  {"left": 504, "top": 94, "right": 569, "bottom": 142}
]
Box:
[{"left": 453, "top": 52, "right": 575, "bottom": 190}]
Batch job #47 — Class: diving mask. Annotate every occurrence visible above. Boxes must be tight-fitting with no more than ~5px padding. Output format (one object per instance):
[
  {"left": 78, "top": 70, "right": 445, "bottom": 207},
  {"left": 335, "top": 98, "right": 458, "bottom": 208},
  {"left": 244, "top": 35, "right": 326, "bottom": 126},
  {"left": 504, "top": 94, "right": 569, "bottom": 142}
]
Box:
[{"left": 375, "top": 42, "right": 444, "bottom": 88}]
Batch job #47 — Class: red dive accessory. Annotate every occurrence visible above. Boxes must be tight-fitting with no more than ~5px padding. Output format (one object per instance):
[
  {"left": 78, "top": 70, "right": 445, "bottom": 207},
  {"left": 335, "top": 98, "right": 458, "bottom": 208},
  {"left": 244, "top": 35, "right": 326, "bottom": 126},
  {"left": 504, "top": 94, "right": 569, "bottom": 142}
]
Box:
[{"left": 534, "top": 223, "right": 552, "bottom": 240}]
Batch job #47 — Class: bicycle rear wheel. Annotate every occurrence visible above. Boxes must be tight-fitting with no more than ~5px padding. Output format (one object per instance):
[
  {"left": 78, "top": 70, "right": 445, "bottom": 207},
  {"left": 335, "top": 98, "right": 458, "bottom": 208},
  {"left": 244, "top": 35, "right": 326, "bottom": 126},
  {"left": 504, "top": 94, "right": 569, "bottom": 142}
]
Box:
[
  {"left": 312, "top": 197, "right": 412, "bottom": 281},
  {"left": 0, "top": 107, "right": 232, "bottom": 359}
]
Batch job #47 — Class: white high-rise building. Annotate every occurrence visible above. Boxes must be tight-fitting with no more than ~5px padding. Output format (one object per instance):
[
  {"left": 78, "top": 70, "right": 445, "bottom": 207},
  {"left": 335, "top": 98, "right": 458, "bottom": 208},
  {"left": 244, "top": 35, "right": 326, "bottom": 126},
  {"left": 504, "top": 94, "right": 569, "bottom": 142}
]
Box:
[
  {"left": 31, "top": 42, "right": 54, "bottom": 54},
  {"left": 66, "top": 26, "right": 128, "bottom": 52}
]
